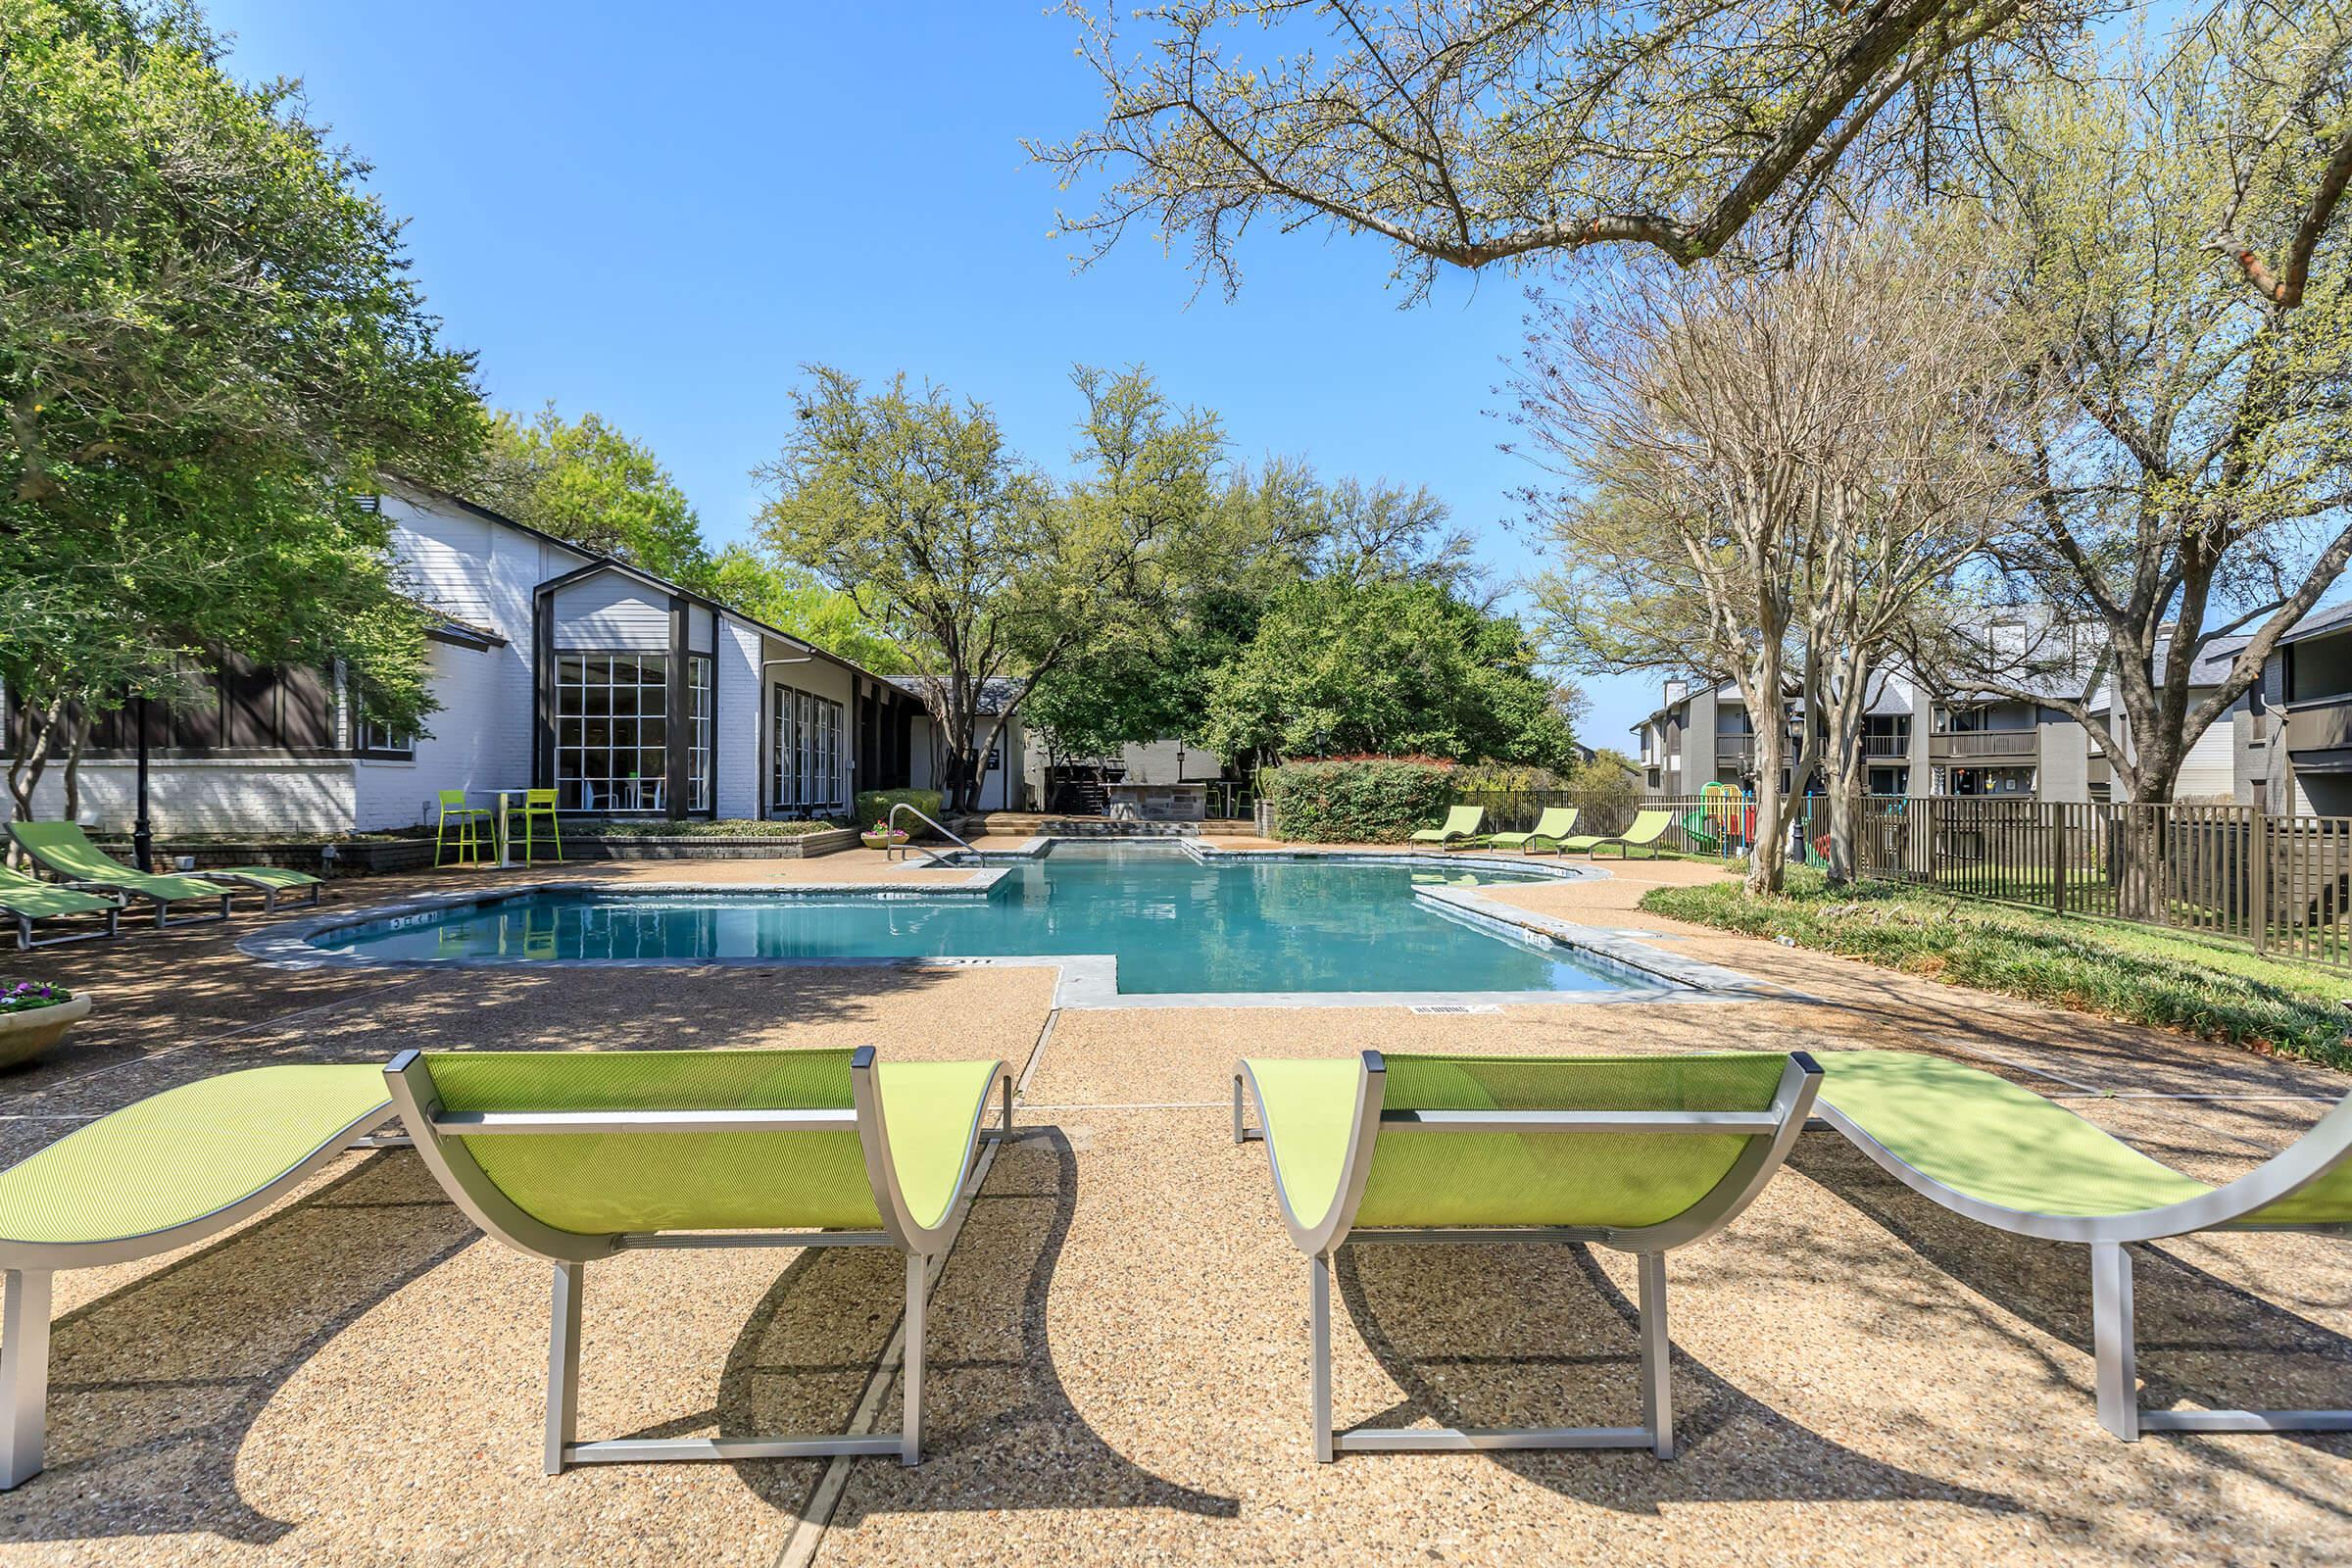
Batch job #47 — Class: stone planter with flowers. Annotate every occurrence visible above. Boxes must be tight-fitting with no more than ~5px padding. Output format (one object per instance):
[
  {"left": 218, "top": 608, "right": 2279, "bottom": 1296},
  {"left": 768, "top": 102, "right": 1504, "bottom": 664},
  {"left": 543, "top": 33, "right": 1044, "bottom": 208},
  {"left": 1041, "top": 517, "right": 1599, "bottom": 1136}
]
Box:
[{"left": 0, "top": 982, "right": 91, "bottom": 1070}]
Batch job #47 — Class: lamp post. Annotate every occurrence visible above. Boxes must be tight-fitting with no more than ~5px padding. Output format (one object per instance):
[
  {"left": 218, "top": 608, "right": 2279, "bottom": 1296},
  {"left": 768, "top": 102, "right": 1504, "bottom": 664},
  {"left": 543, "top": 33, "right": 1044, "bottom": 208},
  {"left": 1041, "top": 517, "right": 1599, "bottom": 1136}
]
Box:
[{"left": 132, "top": 693, "right": 154, "bottom": 872}]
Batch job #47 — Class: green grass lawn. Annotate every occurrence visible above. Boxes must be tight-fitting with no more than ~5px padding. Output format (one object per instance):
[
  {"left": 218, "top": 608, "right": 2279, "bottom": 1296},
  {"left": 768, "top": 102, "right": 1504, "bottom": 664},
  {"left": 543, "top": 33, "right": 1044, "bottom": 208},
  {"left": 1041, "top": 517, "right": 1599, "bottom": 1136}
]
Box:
[{"left": 1642, "top": 867, "right": 2352, "bottom": 1071}]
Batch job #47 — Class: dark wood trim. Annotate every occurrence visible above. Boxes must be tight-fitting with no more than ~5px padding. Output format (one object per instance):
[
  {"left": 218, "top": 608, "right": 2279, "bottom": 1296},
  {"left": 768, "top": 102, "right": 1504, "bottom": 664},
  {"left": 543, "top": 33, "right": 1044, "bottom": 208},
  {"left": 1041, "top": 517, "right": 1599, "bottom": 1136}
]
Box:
[
  {"left": 532, "top": 586, "right": 557, "bottom": 790},
  {"left": 666, "top": 595, "right": 690, "bottom": 821},
  {"left": 704, "top": 608, "right": 719, "bottom": 818}
]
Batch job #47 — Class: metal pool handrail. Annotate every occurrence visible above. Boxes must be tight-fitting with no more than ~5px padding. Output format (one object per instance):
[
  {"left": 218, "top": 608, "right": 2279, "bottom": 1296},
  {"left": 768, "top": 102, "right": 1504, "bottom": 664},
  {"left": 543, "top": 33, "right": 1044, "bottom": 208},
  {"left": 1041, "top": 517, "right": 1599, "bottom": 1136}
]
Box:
[{"left": 886, "top": 803, "right": 976, "bottom": 864}]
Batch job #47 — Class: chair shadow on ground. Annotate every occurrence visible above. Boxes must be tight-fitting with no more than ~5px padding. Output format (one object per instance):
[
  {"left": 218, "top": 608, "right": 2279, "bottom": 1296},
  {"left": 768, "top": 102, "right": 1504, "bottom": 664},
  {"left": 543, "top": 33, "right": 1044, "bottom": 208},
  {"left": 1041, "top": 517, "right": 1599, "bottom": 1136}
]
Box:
[
  {"left": 0, "top": 1152, "right": 475, "bottom": 1547},
  {"left": 1333, "top": 1236, "right": 2025, "bottom": 1518},
  {"left": 813, "top": 1125, "right": 1241, "bottom": 1523},
  {"left": 1794, "top": 1137, "right": 2352, "bottom": 1481}
]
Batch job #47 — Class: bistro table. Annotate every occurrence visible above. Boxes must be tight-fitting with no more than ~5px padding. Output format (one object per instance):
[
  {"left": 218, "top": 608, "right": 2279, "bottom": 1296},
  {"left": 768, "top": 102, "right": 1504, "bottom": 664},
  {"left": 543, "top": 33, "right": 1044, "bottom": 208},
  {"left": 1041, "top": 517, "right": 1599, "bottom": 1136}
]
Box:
[{"left": 487, "top": 788, "right": 535, "bottom": 869}]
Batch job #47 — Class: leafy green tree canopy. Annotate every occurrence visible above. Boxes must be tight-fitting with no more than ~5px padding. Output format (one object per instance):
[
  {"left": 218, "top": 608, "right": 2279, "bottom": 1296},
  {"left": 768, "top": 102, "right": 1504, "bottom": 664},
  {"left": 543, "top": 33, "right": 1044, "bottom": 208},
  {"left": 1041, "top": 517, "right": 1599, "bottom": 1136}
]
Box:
[
  {"left": 466, "top": 403, "right": 710, "bottom": 584},
  {"left": 758, "top": 365, "right": 1243, "bottom": 808},
  {"left": 0, "top": 0, "right": 481, "bottom": 813},
  {"left": 1200, "top": 577, "right": 1575, "bottom": 767}
]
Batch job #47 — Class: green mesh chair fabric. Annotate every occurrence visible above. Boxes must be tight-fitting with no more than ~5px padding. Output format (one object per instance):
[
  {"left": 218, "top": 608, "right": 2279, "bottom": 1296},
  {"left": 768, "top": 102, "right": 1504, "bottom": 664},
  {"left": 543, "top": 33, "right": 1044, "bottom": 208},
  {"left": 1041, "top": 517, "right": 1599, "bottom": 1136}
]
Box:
[
  {"left": 8, "top": 822, "right": 230, "bottom": 901},
  {"left": 1561, "top": 810, "right": 1674, "bottom": 853},
  {"left": 1245, "top": 1059, "right": 1362, "bottom": 1232},
  {"left": 876, "top": 1060, "right": 1003, "bottom": 1231},
  {"left": 420, "top": 1049, "right": 999, "bottom": 1238},
  {"left": 0, "top": 865, "right": 114, "bottom": 916},
  {"left": 0, "top": 1066, "right": 390, "bottom": 1249},
  {"left": 425, "top": 1048, "right": 880, "bottom": 1234},
  {"left": 1245, "top": 1052, "right": 1792, "bottom": 1236},
  {"left": 1490, "top": 808, "right": 1579, "bottom": 850},
  {"left": 1816, "top": 1052, "right": 2211, "bottom": 1217},
  {"left": 207, "top": 865, "right": 320, "bottom": 889},
  {"left": 2239, "top": 1152, "right": 2352, "bottom": 1226},
  {"left": 1409, "top": 807, "right": 1485, "bottom": 842},
  {"left": 1354, "top": 1053, "right": 1788, "bottom": 1229}
]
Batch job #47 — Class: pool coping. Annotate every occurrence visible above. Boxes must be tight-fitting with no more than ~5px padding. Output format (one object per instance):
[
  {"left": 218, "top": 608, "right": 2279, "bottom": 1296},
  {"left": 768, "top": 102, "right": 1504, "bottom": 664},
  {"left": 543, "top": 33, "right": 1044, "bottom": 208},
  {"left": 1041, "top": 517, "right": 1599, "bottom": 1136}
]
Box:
[{"left": 239, "top": 841, "right": 1783, "bottom": 1010}]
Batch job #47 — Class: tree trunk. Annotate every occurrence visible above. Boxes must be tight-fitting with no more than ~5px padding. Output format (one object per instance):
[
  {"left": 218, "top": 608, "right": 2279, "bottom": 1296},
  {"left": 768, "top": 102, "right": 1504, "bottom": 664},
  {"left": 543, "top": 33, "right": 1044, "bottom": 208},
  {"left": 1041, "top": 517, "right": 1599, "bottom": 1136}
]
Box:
[
  {"left": 1743, "top": 651, "right": 1788, "bottom": 897},
  {"left": 59, "top": 711, "right": 90, "bottom": 825},
  {"left": 5, "top": 697, "right": 62, "bottom": 826}
]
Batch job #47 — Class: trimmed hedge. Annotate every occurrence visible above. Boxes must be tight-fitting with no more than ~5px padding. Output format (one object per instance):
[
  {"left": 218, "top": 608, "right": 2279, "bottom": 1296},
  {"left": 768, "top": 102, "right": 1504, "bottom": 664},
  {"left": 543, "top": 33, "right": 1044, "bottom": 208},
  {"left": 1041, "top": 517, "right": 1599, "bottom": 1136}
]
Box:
[
  {"left": 855, "top": 788, "right": 945, "bottom": 832},
  {"left": 1261, "top": 760, "right": 1457, "bottom": 844}
]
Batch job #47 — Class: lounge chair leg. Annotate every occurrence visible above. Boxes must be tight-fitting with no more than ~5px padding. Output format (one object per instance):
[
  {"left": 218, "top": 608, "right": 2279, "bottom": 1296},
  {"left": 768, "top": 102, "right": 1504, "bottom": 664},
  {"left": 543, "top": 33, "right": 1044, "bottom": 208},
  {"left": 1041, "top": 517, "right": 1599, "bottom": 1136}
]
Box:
[
  {"left": 1308, "top": 1253, "right": 1334, "bottom": 1463},
  {"left": 11, "top": 915, "right": 24, "bottom": 952},
  {"left": 546, "top": 1262, "right": 583, "bottom": 1475},
  {"left": 902, "top": 1254, "right": 926, "bottom": 1466},
  {"left": 2090, "top": 1242, "right": 2139, "bottom": 1441},
  {"left": 1637, "top": 1251, "right": 1672, "bottom": 1458},
  {"left": 1, "top": 1269, "right": 52, "bottom": 1490},
  {"left": 1232, "top": 1074, "right": 1253, "bottom": 1144}
]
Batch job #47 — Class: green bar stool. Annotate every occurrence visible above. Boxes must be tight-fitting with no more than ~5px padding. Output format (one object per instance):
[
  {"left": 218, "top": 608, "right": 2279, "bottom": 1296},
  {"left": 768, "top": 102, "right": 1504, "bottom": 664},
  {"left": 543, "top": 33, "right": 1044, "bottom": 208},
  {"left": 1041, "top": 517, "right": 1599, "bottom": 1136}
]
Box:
[
  {"left": 434, "top": 790, "right": 492, "bottom": 867},
  {"left": 520, "top": 787, "right": 564, "bottom": 864}
]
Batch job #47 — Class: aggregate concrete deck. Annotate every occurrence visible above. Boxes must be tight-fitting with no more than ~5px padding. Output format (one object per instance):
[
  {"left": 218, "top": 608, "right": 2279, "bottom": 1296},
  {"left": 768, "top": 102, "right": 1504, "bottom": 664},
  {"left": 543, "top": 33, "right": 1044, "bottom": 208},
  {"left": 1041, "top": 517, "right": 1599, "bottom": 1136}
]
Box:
[{"left": 0, "top": 844, "right": 2345, "bottom": 1565}]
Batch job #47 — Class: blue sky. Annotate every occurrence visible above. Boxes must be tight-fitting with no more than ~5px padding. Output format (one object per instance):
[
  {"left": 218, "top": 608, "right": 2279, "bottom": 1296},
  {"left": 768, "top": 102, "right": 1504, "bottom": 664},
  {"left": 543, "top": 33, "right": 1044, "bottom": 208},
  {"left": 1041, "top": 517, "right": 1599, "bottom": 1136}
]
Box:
[{"left": 203, "top": 0, "right": 1658, "bottom": 746}]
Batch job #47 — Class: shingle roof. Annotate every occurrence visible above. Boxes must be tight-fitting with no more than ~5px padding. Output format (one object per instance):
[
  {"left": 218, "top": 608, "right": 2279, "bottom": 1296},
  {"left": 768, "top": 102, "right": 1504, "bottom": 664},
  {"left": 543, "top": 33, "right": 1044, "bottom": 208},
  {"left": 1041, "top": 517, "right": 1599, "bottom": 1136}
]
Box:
[{"left": 884, "top": 674, "right": 1026, "bottom": 715}]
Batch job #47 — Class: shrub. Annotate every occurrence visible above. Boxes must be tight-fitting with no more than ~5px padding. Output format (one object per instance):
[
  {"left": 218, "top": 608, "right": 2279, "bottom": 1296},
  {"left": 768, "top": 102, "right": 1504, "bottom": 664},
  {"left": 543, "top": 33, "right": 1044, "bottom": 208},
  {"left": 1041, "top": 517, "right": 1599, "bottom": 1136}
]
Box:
[
  {"left": 1261, "top": 759, "right": 1457, "bottom": 843},
  {"left": 855, "top": 789, "right": 945, "bottom": 834}
]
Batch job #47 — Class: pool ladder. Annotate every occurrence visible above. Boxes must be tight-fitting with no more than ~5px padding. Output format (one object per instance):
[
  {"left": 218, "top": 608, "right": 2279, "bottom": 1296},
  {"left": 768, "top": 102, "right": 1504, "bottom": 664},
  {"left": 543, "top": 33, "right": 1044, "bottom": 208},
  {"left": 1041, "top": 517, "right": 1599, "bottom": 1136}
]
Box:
[{"left": 886, "top": 803, "right": 977, "bottom": 865}]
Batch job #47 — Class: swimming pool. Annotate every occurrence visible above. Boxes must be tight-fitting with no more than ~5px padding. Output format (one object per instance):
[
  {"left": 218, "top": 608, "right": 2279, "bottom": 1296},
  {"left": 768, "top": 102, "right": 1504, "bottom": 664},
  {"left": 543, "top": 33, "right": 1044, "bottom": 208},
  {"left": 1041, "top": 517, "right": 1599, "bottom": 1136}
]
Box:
[{"left": 300, "top": 843, "right": 1658, "bottom": 1001}]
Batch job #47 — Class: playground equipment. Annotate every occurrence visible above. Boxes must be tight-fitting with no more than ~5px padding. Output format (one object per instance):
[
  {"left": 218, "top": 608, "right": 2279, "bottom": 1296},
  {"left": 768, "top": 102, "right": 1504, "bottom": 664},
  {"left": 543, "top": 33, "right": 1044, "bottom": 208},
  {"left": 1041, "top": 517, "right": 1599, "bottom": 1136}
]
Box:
[{"left": 1682, "top": 782, "right": 1755, "bottom": 856}]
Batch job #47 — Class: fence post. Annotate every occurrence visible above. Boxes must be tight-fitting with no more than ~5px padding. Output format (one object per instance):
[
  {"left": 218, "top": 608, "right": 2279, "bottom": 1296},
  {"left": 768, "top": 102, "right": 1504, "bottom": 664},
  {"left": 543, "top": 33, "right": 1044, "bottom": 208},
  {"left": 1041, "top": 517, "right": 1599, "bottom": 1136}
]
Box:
[
  {"left": 2251, "top": 805, "right": 2269, "bottom": 956},
  {"left": 2051, "top": 805, "right": 2067, "bottom": 917}
]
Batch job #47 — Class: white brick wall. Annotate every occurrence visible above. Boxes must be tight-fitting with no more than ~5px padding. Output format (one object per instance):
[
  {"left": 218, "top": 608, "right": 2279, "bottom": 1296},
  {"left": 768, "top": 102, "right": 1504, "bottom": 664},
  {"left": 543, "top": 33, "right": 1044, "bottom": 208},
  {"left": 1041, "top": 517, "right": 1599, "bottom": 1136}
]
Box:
[
  {"left": 715, "top": 620, "right": 764, "bottom": 819},
  {"left": 19, "top": 759, "right": 357, "bottom": 834}
]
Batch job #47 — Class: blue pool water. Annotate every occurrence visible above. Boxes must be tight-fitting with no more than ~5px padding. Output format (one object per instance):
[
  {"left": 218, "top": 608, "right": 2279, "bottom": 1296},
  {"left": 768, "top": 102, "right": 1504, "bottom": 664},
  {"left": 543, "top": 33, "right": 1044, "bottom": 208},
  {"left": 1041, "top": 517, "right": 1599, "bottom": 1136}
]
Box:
[{"left": 312, "top": 845, "right": 1642, "bottom": 997}]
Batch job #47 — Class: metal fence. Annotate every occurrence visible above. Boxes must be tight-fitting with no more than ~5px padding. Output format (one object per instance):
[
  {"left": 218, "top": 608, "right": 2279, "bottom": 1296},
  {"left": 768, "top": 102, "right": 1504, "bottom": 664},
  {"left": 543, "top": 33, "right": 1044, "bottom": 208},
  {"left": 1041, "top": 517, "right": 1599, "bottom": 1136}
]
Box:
[
  {"left": 1450, "top": 786, "right": 2352, "bottom": 967},
  {"left": 1849, "top": 797, "right": 2352, "bottom": 968}
]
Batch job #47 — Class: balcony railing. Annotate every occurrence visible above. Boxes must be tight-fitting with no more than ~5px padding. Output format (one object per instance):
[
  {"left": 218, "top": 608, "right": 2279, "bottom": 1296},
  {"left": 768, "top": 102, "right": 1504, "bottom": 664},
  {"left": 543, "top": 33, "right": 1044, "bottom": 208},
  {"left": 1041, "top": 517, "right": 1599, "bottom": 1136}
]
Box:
[
  {"left": 1931, "top": 730, "right": 2038, "bottom": 760},
  {"left": 1860, "top": 735, "right": 1910, "bottom": 759}
]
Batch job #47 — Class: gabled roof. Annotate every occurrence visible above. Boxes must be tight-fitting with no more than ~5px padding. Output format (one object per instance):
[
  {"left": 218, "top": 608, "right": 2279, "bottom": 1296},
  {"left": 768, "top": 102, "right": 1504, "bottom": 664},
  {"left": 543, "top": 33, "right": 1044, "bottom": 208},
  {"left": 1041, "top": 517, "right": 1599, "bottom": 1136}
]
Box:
[
  {"left": 382, "top": 472, "right": 904, "bottom": 692},
  {"left": 2277, "top": 598, "right": 2352, "bottom": 649},
  {"left": 885, "top": 674, "right": 1024, "bottom": 715}
]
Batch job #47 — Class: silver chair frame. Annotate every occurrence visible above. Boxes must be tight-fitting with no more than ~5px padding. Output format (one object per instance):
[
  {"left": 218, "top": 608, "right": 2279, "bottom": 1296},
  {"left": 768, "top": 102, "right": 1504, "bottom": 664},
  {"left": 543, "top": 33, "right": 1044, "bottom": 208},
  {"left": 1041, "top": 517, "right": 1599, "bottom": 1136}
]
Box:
[
  {"left": 8, "top": 895, "right": 122, "bottom": 950},
  {"left": 1235, "top": 1051, "right": 1823, "bottom": 1461},
  {"left": 1814, "top": 1075, "right": 2352, "bottom": 1440},
  {"left": 60, "top": 876, "right": 231, "bottom": 929},
  {"left": 0, "top": 1085, "right": 400, "bottom": 1490},
  {"left": 194, "top": 870, "right": 324, "bottom": 914},
  {"left": 386, "top": 1047, "right": 1011, "bottom": 1472}
]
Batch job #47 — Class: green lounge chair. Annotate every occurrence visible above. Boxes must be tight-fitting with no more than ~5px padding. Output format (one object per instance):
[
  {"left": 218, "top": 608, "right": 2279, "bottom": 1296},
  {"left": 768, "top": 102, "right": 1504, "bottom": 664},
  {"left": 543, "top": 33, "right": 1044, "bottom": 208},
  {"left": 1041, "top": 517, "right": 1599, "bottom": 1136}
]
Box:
[
  {"left": 189, "top": 863, "right": 322, "bottom": 913},
  {"left": 0, "top": 866, "right": 121, "bottom": 950},
  {"left": 387, "top": 1044, "right": 1011, "bottom": 1472},
  {"left": 1233, "top": 1050, "right": 1822, "bottom": 1459},
  {"left": 0, "top": 1064, "right": 398, "bottom": 1488},
  {"left": 1488, "top": 806, "right": 1581, "bottom": 855},
  {"left": 1814, "top": 1050, "right": 2352, "bottom": 1440},
  {"left": 7, "top": 822, "right": 233, "bottom": 928},
  {"left": 1407, "top": 806, "right": 1488, "bottom": 850},
  {"left": 1560, "top": 808, "right": 1675, "bottom": 859}
]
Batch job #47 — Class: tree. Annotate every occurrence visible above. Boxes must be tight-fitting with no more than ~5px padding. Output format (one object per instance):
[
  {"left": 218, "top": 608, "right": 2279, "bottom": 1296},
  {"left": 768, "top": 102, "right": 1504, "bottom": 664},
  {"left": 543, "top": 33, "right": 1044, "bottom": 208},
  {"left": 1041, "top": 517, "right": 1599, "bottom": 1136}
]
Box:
[
  {"left": 1946, "top": 24, "right": 2352, "bottom": 804},
  {"left": 1510, "top": 220, "right": 2025, "bottom": 889},
  {"left": 698, "top": 545, "right": 908, "bottom": 674},
  {"left": 1021, "top": 460, "right": 1480, "bottom": 762},
  {"left": 1200, "top": 576, "right": 1575, "bottom": 767},
  {"left": 466, "top": 404, "right": 710, "bottom": 584},
  {"left": 0, "top": 0, "right": 479, "bottom": 819},
  {"left": 754, "top": 365, "right": 1235, "bottom": 810},
  {"left": 1032, "top": 0, "right": 2091, "bottom": 299}
]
